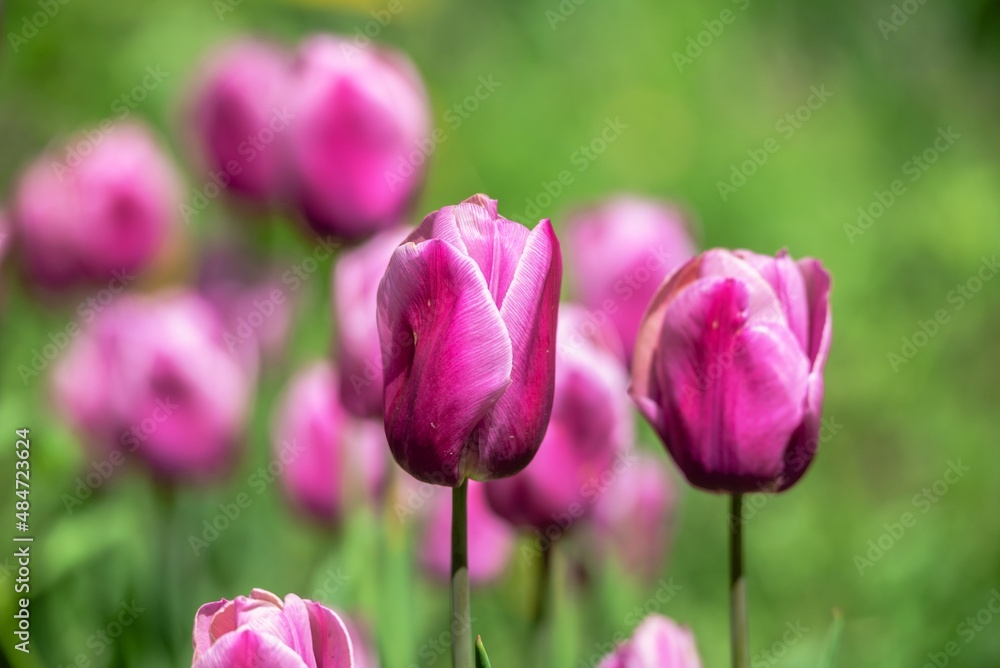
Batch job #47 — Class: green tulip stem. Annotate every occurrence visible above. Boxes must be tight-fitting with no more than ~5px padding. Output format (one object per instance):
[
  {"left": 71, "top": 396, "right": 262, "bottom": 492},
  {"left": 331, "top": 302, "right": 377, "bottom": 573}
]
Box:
[
  {"left": 730, "top": 494, "right": 750, "bottom": 668},
  {"left": 452, "top": 479, "right": 472, "bottom": 668}
]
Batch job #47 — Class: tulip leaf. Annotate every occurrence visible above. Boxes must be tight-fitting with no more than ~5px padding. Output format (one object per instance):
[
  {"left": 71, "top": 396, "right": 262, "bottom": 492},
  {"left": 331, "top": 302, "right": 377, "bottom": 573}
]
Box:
[
  {"left": 817, "top": 609, "right": 844, "bottom": 668},
  {"left": 475, "top": 635, "right": 492, "bottom": 668}
]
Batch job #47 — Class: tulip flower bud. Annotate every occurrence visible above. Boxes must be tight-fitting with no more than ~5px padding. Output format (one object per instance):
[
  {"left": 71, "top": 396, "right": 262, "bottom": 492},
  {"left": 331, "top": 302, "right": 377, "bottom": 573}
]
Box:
[
  {"left": 190, "top": 39, "right": 289, "bottom": 202},
  {"left": 376, "top": 194, "right": 562, "bottom": 486},
  {"left": 272, "top": 361, "right": 388, "bottom": 524},
  {"left": 566, "top": 196, "right": 696, "bottom": 362},
  {"left": 484, "top": 305, "right": 633, "bottom": 533},
  {"left": 598, "top": 615, "right": 702, "bottom": 668},
  {"left": 192, "top": 589, "right": 355, "bottom": 667},
  {"left": 12, "top": 123, "right": 179, "bottom": 290},
  {"left": 591, "top": 452, "right": 677, "bottom": 581},
  {"left": 286, "top": 34, "right": 431, "bottom": 240},
  {"left": 333, "top": 227, "right": 411, "bottom": 418},
  {"left": 52, "top": 291, "right": 254, "bottom": 481},
  {"left": 630, "top": 249, "right": 832, "bottom": 493},
  {"left": 419, "top": 480, "right": 514, "bottom": 585}
]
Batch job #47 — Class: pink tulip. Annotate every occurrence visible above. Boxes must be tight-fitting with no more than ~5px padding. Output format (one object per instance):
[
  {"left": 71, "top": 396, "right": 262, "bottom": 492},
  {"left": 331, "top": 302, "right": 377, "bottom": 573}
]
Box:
[
  {"left": 598, "top": 615, "right": 702, "bottom": 668},
  {"left": 197, "top": 245, "right": 295, "bottom": 362},
  {"left": 377, "top": 194, "right": 562, "bottom": 486},
  {"left": 566, "top": 196, "right": 696, "bottom": 361},
  {"left": 12, "top": 123, "right": 179, "bottom": 290},
  {"left": 591, "top": 452, "right": 677, "bottom": 581},
  {"left": 484, "top": 305, "right": 633, "bottom": 532},
  {"left": 419, "top": 480, "right": 514, "bottom": 585},
  {"left": 192, "top": 589, "right": 354, "bottom": 667},
  {"left": 286, "top": 34, "right": 431, "bottom": 240},
  {"left": 333, "top": 227, "right": 411, "bottom": 418},
  {"left": 52, "top": 291, "right": 254, "bottom": 481},
  {"left": 630, "top": 249, "right": 832, "bottom": 493},
  {"left": 272, "top": 361, "right": 388, "bottom": 524},
  {"left": 190, "top": 39, "right": 289, "bottom": 202}
]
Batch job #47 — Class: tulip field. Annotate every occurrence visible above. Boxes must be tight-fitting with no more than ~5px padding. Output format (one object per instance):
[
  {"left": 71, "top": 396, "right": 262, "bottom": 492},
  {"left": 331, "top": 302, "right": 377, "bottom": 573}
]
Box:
[{"left": 2, "top": 1, "right": 1000, "bottom": 667}]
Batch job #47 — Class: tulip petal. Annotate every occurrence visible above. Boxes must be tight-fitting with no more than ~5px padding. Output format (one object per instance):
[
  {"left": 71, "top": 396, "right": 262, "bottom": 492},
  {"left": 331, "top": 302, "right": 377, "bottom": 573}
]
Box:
[
  {"left": 304, "top": 600, "right": 355, "bottom": 668},
  {"left": 193, "top": 599, "right": 229, "bottom": 661},
  {"left": 472, "top": 220, "right": 561, "bottom": 479},
  {"left": 378, "top": 238, "right": 513, "bottom": 485},
  {"left": 653, "top": 276, "right": 809, "bottom": 492},
  {"left": 194, "top": 628, "right": 310, "bottom": 668},
  {"left": 736, "top": 249, "right": 809, "bottom": 353}
]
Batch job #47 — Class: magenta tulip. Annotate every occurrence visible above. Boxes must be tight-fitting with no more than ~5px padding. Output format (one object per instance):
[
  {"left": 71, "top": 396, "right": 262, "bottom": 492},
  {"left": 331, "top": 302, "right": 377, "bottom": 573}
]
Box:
[
  {"left": 484, "top": 305, "right": 633, "bottom": 532},
  {"left": 598, "top": 615, "right": 702, "bottom": 668},
  {"left": 591, "top": 452, "right": 677, "bottom": 581},
  {"left": 190, "top": 39, "right": 289, "bottom": 203},
  {"left": 52, "top": 291, "right": 254, "bottom": 481},
  {"left": 192, "top": 589, "right": 354, "bottom": 667},
  {"left": 630, "top": 249, "right": 832, "bottom": 493},
  {"left": 333, "top": 227, "right": 411, "bottom": 418},
  {"left": 12, "top": 123, "right": 179, "bottom": 290},
  {"left": 272, "top": 361, "right": 388, "bottom": 524},
  {"left": 286, "top": 34, "right": 431, "bottom": 240},
  {"left": 566, "top": 196, "right": 696, "bottom": 361},
  {"left": 419, "top": 480, "right": 514, "bottom": 585},
  {"left": 376, "top": 194, "right": 562, "bottom": 486}
]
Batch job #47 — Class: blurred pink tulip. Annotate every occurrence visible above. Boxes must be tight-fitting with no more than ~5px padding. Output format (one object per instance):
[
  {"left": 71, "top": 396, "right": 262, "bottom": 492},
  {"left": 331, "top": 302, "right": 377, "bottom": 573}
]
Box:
[
  {"left": 419, "top": 480, "right": 514, "bottom": 585},
  {"left": 566, "top": 196, "right": 696, "bottom": 361},
  {"left": 484, "top": 305, "right": 633, "bottom": 532},
  {"left": 12, "top": 123, "right": 179, "bottom": 290},
  {"left": 598, "top": 615, "right": 702, "bottom": 668},
  {"left": 190, "top": 39, "right": 289, "bottom": 202},
  {"left": 377, "top": 194, "right": 562, "bottom": 487},
  {"left": 591, "top": 452, "right": 677, "bottom": 581},
  {"left": 192, "top": 589, "right": 355, "bottom": 667},
  {"left": 630, "top": 249, "right": 832, "bottom": 493},
  {"left": 197, "top": 245, "right": 295, "bottom": 363},
  {"left": 272, "top": 361, "right": 388, "bottom": 524},
  {"left": 333, "top": 227, "right": 411, "bottom": 418},
  {"left": 286, "top": 34, "right": 431, "bottom": 240},
  {"left": 53, "top": 291, "right": 254, "bottom": 481}
]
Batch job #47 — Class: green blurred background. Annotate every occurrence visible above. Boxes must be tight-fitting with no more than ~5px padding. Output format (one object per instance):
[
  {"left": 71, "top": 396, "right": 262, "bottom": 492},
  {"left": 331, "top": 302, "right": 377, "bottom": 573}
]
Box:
[{"left": 2, "top": 0, "right": 1000, "bottom": 666}]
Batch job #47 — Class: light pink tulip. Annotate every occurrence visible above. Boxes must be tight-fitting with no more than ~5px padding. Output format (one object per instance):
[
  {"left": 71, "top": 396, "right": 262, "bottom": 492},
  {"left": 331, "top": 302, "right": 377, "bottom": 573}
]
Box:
[
  {"left": 286, "top": 34, "right": 431, "bottom": 240},
  {"left": 190, "top": 39, "right": 289, "bottom": 202},
  {"left": 192, "top": 589, "right": 355, "bottom": 667},
  {"left": 419, "top": 480, "right": 514, "bottom": 585},
  {"left": 566, "top": 196, "right": 696, "bottom": 361},
  {"left": 12, "top": 123, "right": 179, "bottom": 289},
  {"left": 598, "top": 615, "right": 702, "bottom": 668},
  {"left": 272, "top": 361, "right": 388, "bottom": 524},
  {"left": 53, "top": 291, "right": 254, "bottom": 481},
  {"left": 333, "top": 227, "right": 411, "bottom": 418}
]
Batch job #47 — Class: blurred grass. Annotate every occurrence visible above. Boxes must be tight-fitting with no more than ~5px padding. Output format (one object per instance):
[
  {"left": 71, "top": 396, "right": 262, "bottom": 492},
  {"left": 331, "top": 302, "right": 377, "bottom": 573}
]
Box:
[{"left": 3, "top": 0, "right": 1000, "bottom": 667}]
